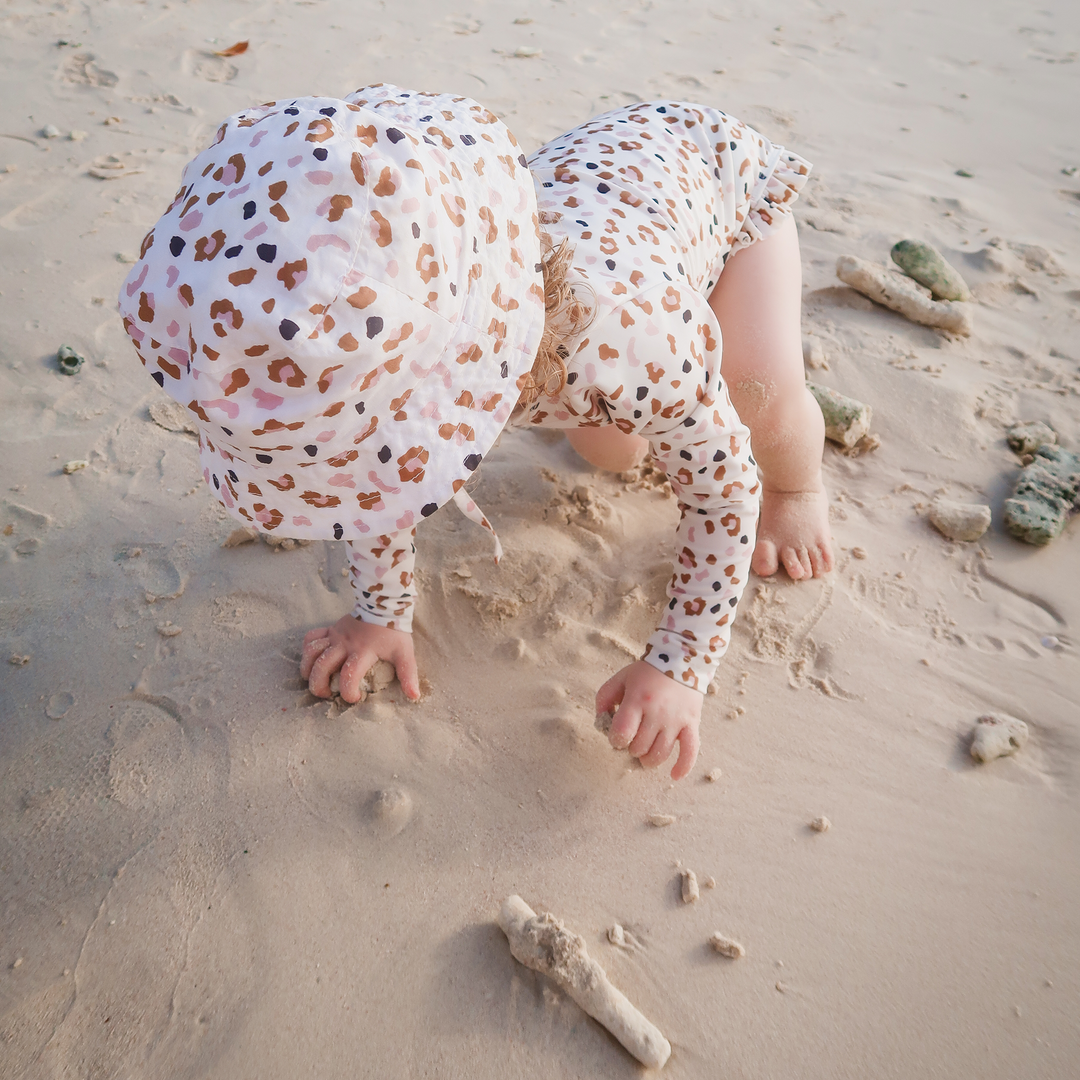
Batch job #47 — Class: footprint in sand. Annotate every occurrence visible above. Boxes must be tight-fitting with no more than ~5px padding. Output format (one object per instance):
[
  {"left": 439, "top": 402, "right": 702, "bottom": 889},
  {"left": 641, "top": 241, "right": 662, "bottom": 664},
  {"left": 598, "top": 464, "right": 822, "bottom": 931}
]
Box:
[
  {"left": 61, "top": 53, "right": 118, "bottom": 87},
  {"left": 184, "top": 50, "right": 239, "bottom": 83},
  {"left": 45, "top": 692, "right": 75, "bottom": 720}
]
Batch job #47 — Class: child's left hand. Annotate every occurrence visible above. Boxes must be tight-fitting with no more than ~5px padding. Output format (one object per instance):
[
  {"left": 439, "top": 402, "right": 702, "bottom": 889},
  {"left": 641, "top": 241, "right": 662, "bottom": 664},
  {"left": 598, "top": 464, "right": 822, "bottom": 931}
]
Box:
[{"left": 596, "top": 661, "right": 703, "bottom": 780}]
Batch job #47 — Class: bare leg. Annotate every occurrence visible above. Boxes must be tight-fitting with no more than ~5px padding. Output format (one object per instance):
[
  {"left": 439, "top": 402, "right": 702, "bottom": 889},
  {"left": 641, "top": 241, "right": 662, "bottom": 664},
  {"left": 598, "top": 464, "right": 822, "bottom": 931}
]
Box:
[
  {"left": 566, "top": 426, "right": 648, "bottom": 472},
  {"left": 708, "top": 215, "right": 833, "bottom": 580}
]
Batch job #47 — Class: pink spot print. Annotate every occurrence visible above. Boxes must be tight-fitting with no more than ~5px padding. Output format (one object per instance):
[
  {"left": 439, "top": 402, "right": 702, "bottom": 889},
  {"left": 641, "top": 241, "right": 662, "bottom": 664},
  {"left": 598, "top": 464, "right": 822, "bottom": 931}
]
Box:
[
  {"left": 343, "top": 269, "right": 363, "bottom": 286},
  {"left": 220, "top": 487, "right": 234, "bottom": 508},
  {"left": 166, "top": 320, "right": 180, "bottom": 338},
  {"left": 244, "top": 222, "right": 268, "bottom": 240},
  {"left": 367, "top": 471, "right": 401, "bottom": 495},
  {"left": 514, "top": 187, "right": 529, "bottom": 213},
  {"left": 427, "top": 211, "right": 437, "bottom": 229},
  {"left": 127, "top": 325, "right": 146, "bottom": 344},
  {"left": 306, "top": 234, "right": 350, "bottom": 253},
  {"left": 168, "top": 347, "right": 189, "bottom": 366},
  {"left": 494, "top": 402, "right": 511, "bottom": 424},
  {"left": 328, "top": 475, "right": 356, "bottom": 488},
  {"left": 645, "top": 321, "right": 659, "bottom": 336},
  {"left": 316, "top": 429, "right": 336, "bottom": 442},
  {"left": 396, "top": 510, "right": 415, "bottom": 530},
  {"left": 288, "top": 155, "right": 303, "bottom": 167},
  {"left": 415, "top": 324, "right": 432, "bottom": 343},
  {"left": 250, "top": 129, "right": 268, "bottom": 147},
  {"left": 584, "top": 363, "right": 596, "bottom": 383},
  {"left": 203, "top": 467, "right": 211, "bottom": 484},
  {"left": 220, "top": 163, "right": 238, "bottom": 185},
  {"left": 385, "top": 260, "right": 398, "bottom": 278},
  {"left": 179, "top": 210, "right": 203, "bottom": 232},
  {"left": 695, "top": 570, "right": 709, "bottom": 582},
  {"left": 420, "top": 400, "right": 441, "bottom": 419},
  {"left": 626, "top": 337, "right": 642, "bottom": 367},
  {"left": 203, "top": 398, "right": 240, "bottom": 419},
  {"left": 125, "top": 263, "right": 149, "bottom": 298},
  {"left": 374, "top": 565, "right": 387, "bottom": 579},
  {"left": 401, "top": 197, "right": 419, "bottom": 213},
  {"left": 352, "top": 518, "right": 374, "bottom": 531},
  {"left": 292, "top": 514, "right": 312, "bottom": 526},
  {"left": 177, "top": 285, "right": 192, "bottom": 308},
  {"left": 305, "top": 170, "right": 334, "bottom": 185},
  {"left": 165, "top": 265, "right": 179, "bottom": 288},
  {"left": 252, "top": 387, "right": 285, "bottom": 410},
  {"left": 227, "top": 183, "right": 252, "bottom": 199},
  {"left": 253, "top": 507, "right": 275, "bottom": 524},
  {"left": 554, "top": 410, "right": 570, "bottom": 421},
  {"left": 315, "top": 196, "right": 334, "bottom": 216},
  {"left": 432, "top": 361, "right": 452, "bottom": 388}
]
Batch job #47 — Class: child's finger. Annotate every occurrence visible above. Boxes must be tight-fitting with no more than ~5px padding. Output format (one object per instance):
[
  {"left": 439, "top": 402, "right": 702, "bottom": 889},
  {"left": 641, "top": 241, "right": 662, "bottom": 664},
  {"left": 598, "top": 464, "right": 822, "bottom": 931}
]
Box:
[
  {"left": 308, "top": 643, "right": 347, "bottom": 697},
  {"left": 608, "top": 702, "right": 641, "bottom": 751},
  {"left": 639, "top": 728, "right": 677, "bottom": 770},
  {"left": 300, "top": 634, "right": 332, "bottom": 679},
  {"left": 338, "top": 650, "right": 378, "bottom": 704},
  {"left": 391, "top": 643, "right": 421, "bottom": 702},
  {"left": 628, "top": 718, "right": 660, "bottom": 759},
  {"left": 595, "top": 671, "right": 628, "bottom": 718},
  {"left": 670, "top": 725, "right": 701, "bottom": 781},
  {"left": 303, "top": 626, "right": 331, "bottom": 648}
]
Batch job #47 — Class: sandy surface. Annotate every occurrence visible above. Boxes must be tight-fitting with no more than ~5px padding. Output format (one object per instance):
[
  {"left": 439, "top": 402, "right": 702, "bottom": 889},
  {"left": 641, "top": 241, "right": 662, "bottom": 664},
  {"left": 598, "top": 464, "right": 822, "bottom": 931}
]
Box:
[{"left": 2, "top": 2, "right": 1079, "bottom": 1077}]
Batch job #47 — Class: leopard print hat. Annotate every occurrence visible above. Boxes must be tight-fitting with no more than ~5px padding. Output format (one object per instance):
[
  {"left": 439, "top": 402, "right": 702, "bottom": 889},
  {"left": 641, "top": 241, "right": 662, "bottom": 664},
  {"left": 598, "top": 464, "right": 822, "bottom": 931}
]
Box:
[{"left": 118, "top": 84, "right": 545, "bottom": 542}]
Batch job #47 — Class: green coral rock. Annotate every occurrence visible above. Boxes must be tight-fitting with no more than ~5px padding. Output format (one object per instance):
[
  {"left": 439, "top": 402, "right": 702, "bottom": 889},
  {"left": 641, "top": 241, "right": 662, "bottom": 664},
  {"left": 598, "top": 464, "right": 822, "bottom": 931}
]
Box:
[
  {"left": 890, "top": 240, "right": 971, "bottom": 302},
  {"left": 1003, "top": 444, "right": 1080, "bottom": 546}
]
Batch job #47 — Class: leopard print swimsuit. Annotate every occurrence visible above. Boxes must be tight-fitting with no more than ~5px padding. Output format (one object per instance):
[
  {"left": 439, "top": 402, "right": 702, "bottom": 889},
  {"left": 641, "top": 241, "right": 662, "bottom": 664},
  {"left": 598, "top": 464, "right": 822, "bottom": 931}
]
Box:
[{"left": 350, "top": 100, "right": 811, "bottom": 691}]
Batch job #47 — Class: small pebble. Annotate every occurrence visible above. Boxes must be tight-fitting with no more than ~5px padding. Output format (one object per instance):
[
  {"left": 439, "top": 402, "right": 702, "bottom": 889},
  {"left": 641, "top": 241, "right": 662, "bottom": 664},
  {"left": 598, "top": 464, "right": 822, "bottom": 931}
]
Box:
[
  {"left": 9, "top": 654, "right": 31, "bottom": 666},
  {"left": 514, "top": 45, "right": 542, "bottom": 57},
  {"left": 13, "top": 957, "right": 24, "bottom": 969},
  {"left": 970, "top": 713, "right": 1029, "bottom": 763},
  {"left": 647, "top": 813, "right": 676, "bottom": 827},
  {"left": 705, "top": 767, "right": 722, "bottom": 782},
  {"left": 708, "top": 933, "right": 744, "bottom": 959},
  {"left": 851, "top": 546, "right": 867, "bottom": 560},
  {"left": 1041, "top": 636, "right": 1060, "bottom": 649},
  {"left": 681, "top": 869, "right": 699, "bottom": 904},
  {"left": 63, "top": 459, "right": 89, "bottom": 474},
  {"left": 810, "top": 816, "right": 831, "bottom": 833},
  {"left": 41, "top": 123, "right": 62, "bottom": 138},
  {"left": 703, "top": 876, "right": 716, "bottom": 889},
  {"left": 775, "top": 981, "right": 788, "bottom": 993}
]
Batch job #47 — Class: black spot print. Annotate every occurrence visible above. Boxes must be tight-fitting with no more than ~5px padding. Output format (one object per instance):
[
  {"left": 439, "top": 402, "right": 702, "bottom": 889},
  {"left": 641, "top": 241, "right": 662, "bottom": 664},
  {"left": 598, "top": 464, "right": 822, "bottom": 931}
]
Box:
[
  {"left": 222, "top": 427, "right": 233, "bottom": 436},
  {"left": 354, "top": 401, "right": 365, "bottom": 415},
  {"left": 421, "top": 502, "right": 438, "bottom": 517},
  {"left": 464, "top": 453, "right": 482, "bottom": 471},
  {"left": 256, "top": 453, "right": 273, "bottom": 464},
  {"left": 460, "top": 134, "right": 476, "bottom": 146},
  {"left": 319, "top": 106, "right": 337, "bottom": 117},
  {"left": 284, "top": 107, "right": 299, "bottom": 116},
  {"left": 679, "top": 449, "right": 692, "bottom": 460},
  {"left": 710, "top": 603, "right": 722, "bottom": 614},
  {"left": 518, "top": 154, "right": 528, "bottom": 166},
  {"left": 366, "top": 316, "right": 383, "bottom": 339},
  {"left": 279, "top": 319, "right": 299, "bottom": 340},
  {"left": 225, "top": 245, "right": 243, "bottom": 258},
  {"left": 228, "top": 470, "right": 238, "bottom": 482},
  {"left": 243, "top": 201, "right": 257, "bottom": 219},
  {"left": 682, "top": 359, "right": 692, "bottom": 372},
  {"left": 333, "top": 522, "right": 343, "bottom": 539},
  {"left": 313, "top": 147, "right": 328, "bottom": 161},
  {"left": 152, "top": 370, "right": 165, "bottom": 386},
  {"left": 566, "top": 371, "right": 578, "bottom": 384},
  {"left": 606, "top": 259, "right": 616, "bottom": 270},
  {"left": 213, "top": 474, "right": 220, "bottom": 489},
  {"left": 682, "top": 309, "right": 692, "bottom": 322},
  {"left": 412, "top": 222, "right": 421, "bottom": 238},
  {"left": 449, "top": 282, "right": 457, "bottom": 295},
  {"left": 597, "top": 183, "right": 610, "bottom": 193},
  {"left": 636, "top": 386, "right": 648, "bottom": 400},
  {"left": 257, "top": 243, "right": 277, "bottom": 262},
  {"left": 500, "top": 361, "right": 509, "bottom": 378},
  {"left": 377, "top": 445, "right": 392, "bottom": 463},
  {"left": 169, "top": 236, "right": 185, "bottom": 256},
  {"left": 304, "top": 444, "right": 318, "bottom": 457},
  {"left": 386, "top": 128, "right": 405, "bottom": 143}
]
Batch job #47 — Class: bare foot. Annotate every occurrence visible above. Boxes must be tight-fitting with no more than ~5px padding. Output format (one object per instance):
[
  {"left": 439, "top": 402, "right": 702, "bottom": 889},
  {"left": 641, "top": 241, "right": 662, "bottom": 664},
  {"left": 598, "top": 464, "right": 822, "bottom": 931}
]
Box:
[{"left": 752, "top": 485, "right": 834, "bottom": 580}]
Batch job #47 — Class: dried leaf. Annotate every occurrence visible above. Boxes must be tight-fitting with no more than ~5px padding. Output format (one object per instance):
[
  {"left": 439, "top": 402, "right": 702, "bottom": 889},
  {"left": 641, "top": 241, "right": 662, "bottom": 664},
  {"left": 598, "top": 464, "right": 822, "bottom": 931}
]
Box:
[{"left": 215, "top": 40, "right": 249, "bottom": 57}]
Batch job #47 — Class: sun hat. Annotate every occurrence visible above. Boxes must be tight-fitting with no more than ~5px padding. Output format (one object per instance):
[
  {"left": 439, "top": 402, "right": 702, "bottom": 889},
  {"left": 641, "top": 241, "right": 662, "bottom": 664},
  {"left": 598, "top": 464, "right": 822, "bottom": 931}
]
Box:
[{"left": 118, "top": 83, "right": 545, "bottom": 546}]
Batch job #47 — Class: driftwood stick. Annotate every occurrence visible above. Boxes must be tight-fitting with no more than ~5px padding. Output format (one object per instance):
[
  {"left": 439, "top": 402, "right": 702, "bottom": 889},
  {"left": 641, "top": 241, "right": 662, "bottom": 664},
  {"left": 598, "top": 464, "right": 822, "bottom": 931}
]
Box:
[{"left": 497, "top": 895, "right": 671, "bottom": 1069}]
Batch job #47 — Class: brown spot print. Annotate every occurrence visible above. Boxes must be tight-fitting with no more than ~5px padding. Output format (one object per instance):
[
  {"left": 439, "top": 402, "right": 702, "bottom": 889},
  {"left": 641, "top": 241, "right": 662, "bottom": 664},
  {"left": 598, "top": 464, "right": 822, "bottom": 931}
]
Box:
[
  {"left": 620, "top": 309, "right": 635, "bottom": 328},
  {"left": 201, "top": 344, "right": 219, "bottom": 362},
  {"left": 181, "top": 194, "right": 200, "bottom": 217},
  {"left": 327, "top": 194, "right": 352, "bottom": 221},
  {"left": 277, "top": 258, "right": 308, "bottom": 291},
  {"left": 139, "top": 229, "right": 155, "bottom": 258},
  {"left": 269, "top": 203, "right": 289, "bottom": 223},
  {"left": 347, "top": 286, "right": 377, "bottom": 309},
  {"left": 356, "top": 490, "right": 382, "bottom": 510},
  {"left": 390, "top": 388, "right": 413, "bottom": 419},
  {"left": 327, "top": 449, "right": 359, "bottom": 468},
  {"left": 645, "top": 362, "right": 664, "bottom": 384},
  {"left": 397, "top": 445, "right": 429, "bottom": 483},
  {"left": 720, "top": 513, "right": 741, "bottom": 537},
  {"left": 267, "top": 474, "right": 296, "bottom": 492},
  {"left": 416, "top": 242, "right": 439, "bottom": 283},
  {"left": 456, "top": 343, "right": 483, "bottom": 365},
  {"left": 438, "top": 422, "right": 476, "bottom": 442},
  {"left": 229, "top": 268, "right": 257, "bottom": 287},
  {"left": 490, "top": 283, "right": 519, "bottom": 312},
  {"left": 206, "top": 191, "right": 224, "bottom": 206},
  {"left": 337, "top": 333, "right": 359, "bottom": 352},
  {"left": 660, "top": 287, "right": 681, "bottom": 313},
  {"left": 354, "top": 416, "right": 378, "bottom": 443},
  {"left": 220, "top": 368, "right": 249, "bottom": 396},
  {"left": 355, "top": 124, "right": 377, "bottom": 146},
  {"left": 323, "top": 401, "right": 345, "bottom": 417},
  {"left": 258, "top": 160, "right": 274, "bottom": 176},
  {"left": 267, "top": 357, "right": 307, "bottom": 388},
  {"left": 211, "top": 153, "right": 246, "bottom": 184},
  {"left": 261, "top": 298, "right": 275, "bottom": 313},
  {"left": 305, "top": 118, "right": 334, "bottom": 143},
  {"left": 158, "top": 356, "right": 181, "bottom": 380},
  {"left": 440, "top": 193, "right": 465, "bottom": 227},
  {"left": 482, "top": 393, "right": 503, "bottom": 412},
  {"left": 426, "top": 125, "right": 454, "bottom": 150},
  {"left": 194, "top": 230, "right": 228, "bottom": 262},
  {"left": 349, "top": 152, "right": 366, "bottom": 186},
  {"left": 599, "top": 236, "right": 618, "bottom": 256},
  {"left": 382, "top": 322, "right": 414, "bottom": 353},
  {"left": 478, "top": 206, "right": 498, "bottom": 243},
  {"left": 268, "top": 180, "right": 288, "bottom": 201},
  {"left": 251, "top": 505, "right": 284, "bottom": 530},
  {"left": 254, "top": 418, "right": 304, "bottom": 435},
  {"left": 210, "top": 299, "right": 243, "bottom": 333},
  {"left": 473, "top": 157, "right": 485, "bottom": 176},
  {"left": 138, "top": 291, "right": 154, "bottom": 323},
  {"left": 371, "top": 210, "right": 392, "bottom": 247},
  {"left": 373, "top": 167, "right": 397, "bottom": 197},
  {"left": 187, "top": 399, "right": 210, "bottom": 422},
  {"left": 178, "top": 283, "right": 195, "bottom": 308},
  {"left": 455, "top": 390, "right": 474, "bottom": 408},
  {"left": 247, "top": 482, "right": 262, "bottom": 497},
  {"left": 598, "top": 343, "right": 619, "bottom": 361},
  {"left": 406, "top": 158, "right": 425, "bottom": 172},
  {"left": 486, "top": 318, "right": 507, "bottom": 352},
  {"left": 317, "top": 365, "right": 343, "bottom": 395},
  {"left": 300, "top": 490, "right": 341, "bottom": 509}
]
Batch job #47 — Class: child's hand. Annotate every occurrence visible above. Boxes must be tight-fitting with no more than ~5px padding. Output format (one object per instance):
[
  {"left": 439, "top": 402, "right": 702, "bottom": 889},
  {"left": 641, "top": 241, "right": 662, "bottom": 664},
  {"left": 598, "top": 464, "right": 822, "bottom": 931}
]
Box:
[
  {"left": 300, "top": 615, "right": 420, "bottom": 703},
  {"left": 596, "top": 661, "right": 703, "bottom": 780}
]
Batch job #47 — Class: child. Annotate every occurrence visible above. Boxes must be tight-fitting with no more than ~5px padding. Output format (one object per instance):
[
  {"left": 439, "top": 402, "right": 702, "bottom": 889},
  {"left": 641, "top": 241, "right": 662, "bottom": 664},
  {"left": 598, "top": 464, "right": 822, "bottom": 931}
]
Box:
[{"left": 118, "top": 84, "right": 831, "bottom": 782}]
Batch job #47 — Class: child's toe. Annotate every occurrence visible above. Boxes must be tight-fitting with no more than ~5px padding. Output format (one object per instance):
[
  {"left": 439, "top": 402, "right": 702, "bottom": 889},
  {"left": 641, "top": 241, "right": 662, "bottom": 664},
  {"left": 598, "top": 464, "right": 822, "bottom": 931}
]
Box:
[
  {"left": 781, "top": 546, "right": 809, "bottom": 580},
  {"left": 752, "top": 539, "right": 779, "bottom": 577}
]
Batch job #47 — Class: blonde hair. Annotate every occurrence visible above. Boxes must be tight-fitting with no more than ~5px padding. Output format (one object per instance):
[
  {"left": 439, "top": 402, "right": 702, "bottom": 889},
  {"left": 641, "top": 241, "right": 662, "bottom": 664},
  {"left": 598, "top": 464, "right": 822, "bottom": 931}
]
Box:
[{"left": 514, "top": 230, "right": 594, "bottom": 410}]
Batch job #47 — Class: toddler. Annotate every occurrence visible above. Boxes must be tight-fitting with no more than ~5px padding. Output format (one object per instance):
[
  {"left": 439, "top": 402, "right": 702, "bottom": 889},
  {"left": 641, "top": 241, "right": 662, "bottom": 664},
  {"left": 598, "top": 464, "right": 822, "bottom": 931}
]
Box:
[{"left": 118, "top": 84, "right": 831, "bottom": 781}]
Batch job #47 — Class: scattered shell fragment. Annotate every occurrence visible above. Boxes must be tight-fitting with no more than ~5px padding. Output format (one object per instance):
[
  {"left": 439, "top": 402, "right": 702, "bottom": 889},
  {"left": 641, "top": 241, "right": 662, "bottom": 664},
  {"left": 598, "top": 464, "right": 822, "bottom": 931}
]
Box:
[
  {"left": 88, "top": 154, "right": 145, "bottom": 180},
  {"left": 514, "top": 45, "right": 543, "bottom": 57},
  {"left": 851, "top": 546, "right": 867, "bottom": 560},
  {"left": 607, "top": 923, "right": 639, "bottom": 949},
  {"left": 681, "top": 869, "right": 699, "bottom": 904},
  {"left": 809, "top": 816, "right": 831, "bottom": 833},
  {"left": 222, "top": 526, "right": 259, "bottom": 548},
  {"left": 928, "top": 498, "right": 991, "bottom": 542},
  {"left": 1041, "top": 635, "right": 1061, "bottom": 650},
  {"left": 705, "top": 767, "right": 722, "bottom": 782},
  {"left": 1006, "top": 421, "right": 1057, "bottom": 456},
  {"left": 890, "top": 239, "right": 971, "bottom": 301},
  {"left": 647, "top": 813, "right": 676, "bottom": 827},
  {"left": 775, "top": 981, "right": 789, "bottom": 993},
  {"left": 12, "top": 956, "right": 24, "bottom": 969},
  {"left": 56, "top": 344, "right": 85, "bottom": 375},
  {"left": 62, "top": 459, "right": 88, "bottom": 474},
  {"left": 156, "top": 622, "right": 183, "bottom": 637},
  {"left": 9, "top": 654, "right": 31, "bottom": 665},
  {"left": 708, "top": 933, "right": 745, "bottom": 959},
  {"left": 703, "top": 876, "right": 716, "bottom": 889},
  {"left": 970, "top": 713, "right": 1029, "bottom": 763},
  {"left": 837, "top": 254, "right": 973, "bottom": 335},
  {"left": 806, "top": 382, "right": 872, "bottom": 448},
  {"left": 41, "top": 123, "right": 62, "bottom": 139}
]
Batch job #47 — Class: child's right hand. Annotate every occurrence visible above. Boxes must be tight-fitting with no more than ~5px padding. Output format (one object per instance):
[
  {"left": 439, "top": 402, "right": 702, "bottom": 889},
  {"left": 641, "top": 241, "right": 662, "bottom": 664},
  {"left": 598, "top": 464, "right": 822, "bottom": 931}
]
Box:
[{"left": 301, "top": 615, "right": 421, "bottom": 703}]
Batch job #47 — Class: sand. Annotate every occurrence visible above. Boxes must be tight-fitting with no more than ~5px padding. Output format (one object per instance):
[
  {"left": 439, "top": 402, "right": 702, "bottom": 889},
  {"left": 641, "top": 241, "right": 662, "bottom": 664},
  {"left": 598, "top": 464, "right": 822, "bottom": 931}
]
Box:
[{"left": 2, "top": 1, "right": 1079, "bottom": 1077}]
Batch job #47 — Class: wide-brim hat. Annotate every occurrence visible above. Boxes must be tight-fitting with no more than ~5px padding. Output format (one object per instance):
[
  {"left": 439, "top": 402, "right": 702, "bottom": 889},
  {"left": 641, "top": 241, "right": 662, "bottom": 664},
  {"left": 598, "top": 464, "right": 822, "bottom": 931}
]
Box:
[{"left": 119, "top": 83, "right": 544, "bottom": 540}]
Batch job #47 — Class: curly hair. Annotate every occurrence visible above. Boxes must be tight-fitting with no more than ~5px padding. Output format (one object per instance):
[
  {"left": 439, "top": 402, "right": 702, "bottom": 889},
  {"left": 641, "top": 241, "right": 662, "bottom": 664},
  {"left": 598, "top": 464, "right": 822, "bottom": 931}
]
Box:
[{"left": 514, "top": 230, "right": 594, "bottom": 410}]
